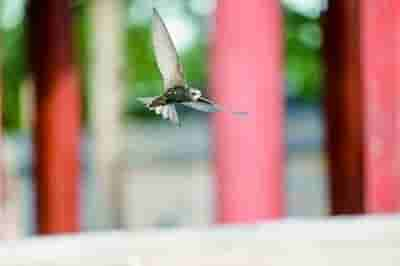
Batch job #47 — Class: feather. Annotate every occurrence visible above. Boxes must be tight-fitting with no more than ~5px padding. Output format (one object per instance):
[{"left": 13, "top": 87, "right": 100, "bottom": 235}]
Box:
[
  {"left": 152, "top": 8, "right": 186, "bottom": 90},
  {"left": 181, "top": 100, "right": 248, "bottom": 116}
]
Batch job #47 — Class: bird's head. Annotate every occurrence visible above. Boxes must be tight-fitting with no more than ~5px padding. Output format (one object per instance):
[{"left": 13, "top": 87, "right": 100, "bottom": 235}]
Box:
[{"left": 189, "top": 88, "right": 202, "bottom": 101}]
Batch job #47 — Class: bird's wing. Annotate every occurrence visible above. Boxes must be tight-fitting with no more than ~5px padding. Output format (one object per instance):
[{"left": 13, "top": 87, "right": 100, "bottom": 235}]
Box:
[
  {"left": 180, "top": 101, "right": 222, "bottom": 113},
  {"left": 182, "top": 97, "right": 248, "bottom": 116},
  {"left": 152, "top": 8, "right": 185, "bottom": 90}
]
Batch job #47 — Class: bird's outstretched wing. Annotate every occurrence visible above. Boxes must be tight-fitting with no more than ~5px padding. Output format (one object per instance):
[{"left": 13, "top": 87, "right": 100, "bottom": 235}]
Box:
[
  {"left": 181, "top": 97, "right": 248, "bottom": 116},
  {"left": 180, "top": 101, "right": 221, "bottom": 113},
  {"left": 152, "top": 8, "right": 185, "bottom": 90}
]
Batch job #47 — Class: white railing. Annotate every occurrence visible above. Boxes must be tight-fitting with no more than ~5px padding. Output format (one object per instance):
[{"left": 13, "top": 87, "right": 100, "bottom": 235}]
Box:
[{"left": 1, "top": 215, "right": 400, "bottom": 266}]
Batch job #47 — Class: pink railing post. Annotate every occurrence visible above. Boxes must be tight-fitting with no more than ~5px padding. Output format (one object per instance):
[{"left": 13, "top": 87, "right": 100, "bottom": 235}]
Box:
[
  {"left": 211, "top": 0, "right": 285, "bottom": 223},
  {"left": 360, "top": 1, "right": 400, "bottom": 212}
]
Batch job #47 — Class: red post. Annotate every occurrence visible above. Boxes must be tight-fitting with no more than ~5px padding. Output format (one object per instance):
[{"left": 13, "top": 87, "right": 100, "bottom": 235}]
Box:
[
  {"left": 324, "top": 1, "right": 400, "bottom": 214},
  {"left": 323, "top": 1, "right": 364, "bottom": 214},
  {"left": 27, "top": 1, "right": 80, "bottom": 233},
  {"left": 211, "top": 0, "right": 285, "bottom": 223},
  {"left": 360, "top": 1, "right": 400, "bottom": 212}
]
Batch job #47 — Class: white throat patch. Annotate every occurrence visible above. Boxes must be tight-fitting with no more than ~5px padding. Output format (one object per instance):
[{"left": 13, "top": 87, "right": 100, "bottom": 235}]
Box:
[{"left": 189, "top": 88, "right": 202, "bottom": 101}]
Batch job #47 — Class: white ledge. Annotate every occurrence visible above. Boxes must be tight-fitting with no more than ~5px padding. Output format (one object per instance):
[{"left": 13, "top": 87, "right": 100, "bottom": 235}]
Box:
[{"left": 1, "top": 215, "right": 400, "bottom": 266}]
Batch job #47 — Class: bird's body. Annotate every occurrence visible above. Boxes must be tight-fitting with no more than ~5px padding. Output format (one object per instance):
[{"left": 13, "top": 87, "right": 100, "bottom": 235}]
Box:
[
  {"left": 137, "top": 8, "right": 246, "bottom": 125},
  {"left": 149, "top": 86, "right": 191, "bottom": 108}
]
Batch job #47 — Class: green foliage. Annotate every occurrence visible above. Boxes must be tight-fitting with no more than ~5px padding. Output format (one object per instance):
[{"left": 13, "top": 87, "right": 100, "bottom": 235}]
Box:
[
  {"left": 0, "top": 2, "right": 323, "bottom": 130},
  {"left": 1, "top": 25, "right": 26, "bottom": 132},
  {"left": 124, "top": 23, "right": 163, "bottom": 118},
  {"left": 284, "top": 8, "right": 322, "bottom": 103},
  {"left": 73, "top": 1, "right": 90, "bottom": 125},
  {"left": 181, "top": 39, "right": 207, "bottom": 88}
]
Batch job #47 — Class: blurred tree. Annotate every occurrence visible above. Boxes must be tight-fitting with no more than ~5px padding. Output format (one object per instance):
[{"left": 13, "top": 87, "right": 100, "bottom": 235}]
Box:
[
  {"left": 73, "top": 0, "right": 90, "bottom": 125},
  {"left": 0, "top": 0, "right": 323, "bottom": 130},
  {"left": 124, "top": 22, "right": 162, "bottom": 118},
  {"left": 284, "top": 7, "right": 322, "bottom": 103},
  {"left": 0, "top": 24, "right": 4, "bottom": 225},
  {"left": 1, "top": 26, "right": 25, "bottom": 132}
]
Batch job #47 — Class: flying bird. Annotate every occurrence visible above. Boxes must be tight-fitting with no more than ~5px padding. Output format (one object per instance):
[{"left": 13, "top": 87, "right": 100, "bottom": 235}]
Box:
[{"left": 137, "top": 8, "right": 247, "bottom": 125}]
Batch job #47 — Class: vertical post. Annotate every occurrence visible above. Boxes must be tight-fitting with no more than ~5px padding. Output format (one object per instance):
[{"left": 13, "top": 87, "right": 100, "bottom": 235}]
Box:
[
  {"left": 323, "top": 1, "right": 364, "bottom": 214},
  {"left": 89, "top": 0, "right": 125, "bottom": 228},
  {"left": 211, "top": 0, "right": 285, "bottom": 223},
  {"left": 0, "top": 30, "right": 5, "bottom": 237},
  {"left": 27, "top": 0, "right": 80, "bottom": 233},
  {"left": 360, "top": 1, "right": 400, "bottom": 212},
  {"left": 0, "top": 31, "right": 20, "bottom": 240},
  {"left": 324, "top": 1, "right": 400, "bottom": 214}
]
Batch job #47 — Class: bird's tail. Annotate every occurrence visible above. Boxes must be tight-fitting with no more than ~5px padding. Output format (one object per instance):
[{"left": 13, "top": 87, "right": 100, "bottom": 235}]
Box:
[
  {"left": 160, "top": 104, "right": 180, "bottom": 125},
  {"left": 137, "top": 97, "right": 180, "bottom": 125}
]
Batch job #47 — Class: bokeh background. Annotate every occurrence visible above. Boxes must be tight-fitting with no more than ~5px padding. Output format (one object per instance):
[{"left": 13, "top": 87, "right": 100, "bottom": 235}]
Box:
[{"left": 0, "top": 0, "right": 327, "bottom": 237}]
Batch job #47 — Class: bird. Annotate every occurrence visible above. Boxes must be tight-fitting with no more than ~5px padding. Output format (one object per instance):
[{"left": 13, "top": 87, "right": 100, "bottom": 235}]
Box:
[{"left": 137, "top": 8, "right": 247, "bottom": 125}]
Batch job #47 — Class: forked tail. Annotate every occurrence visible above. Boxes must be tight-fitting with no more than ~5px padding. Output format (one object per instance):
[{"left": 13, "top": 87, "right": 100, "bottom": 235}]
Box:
[{"left": 137, "top": 97, "right": 180, "bottom": 125}]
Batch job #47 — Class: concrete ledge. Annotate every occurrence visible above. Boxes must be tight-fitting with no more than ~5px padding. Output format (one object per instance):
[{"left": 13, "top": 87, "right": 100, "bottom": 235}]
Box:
[{"left": 1, "top": 215, "right": 400, "bottom": 266}]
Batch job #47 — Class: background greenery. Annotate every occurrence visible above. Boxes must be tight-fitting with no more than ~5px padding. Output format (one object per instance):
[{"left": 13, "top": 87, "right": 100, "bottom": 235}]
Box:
[{"left": 0, "top": 0, "right": 323, "bottom": 132}]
